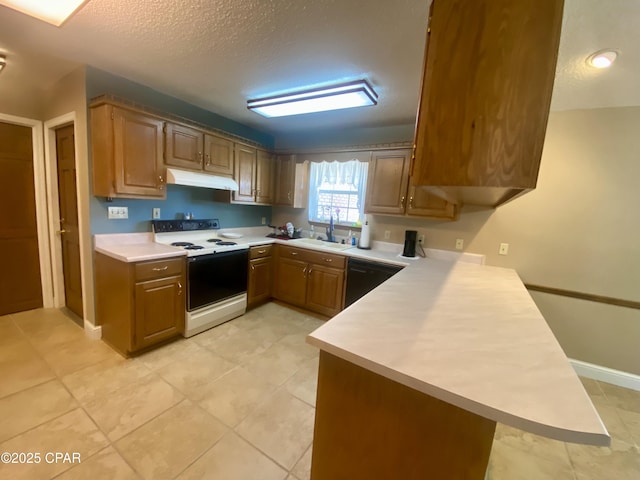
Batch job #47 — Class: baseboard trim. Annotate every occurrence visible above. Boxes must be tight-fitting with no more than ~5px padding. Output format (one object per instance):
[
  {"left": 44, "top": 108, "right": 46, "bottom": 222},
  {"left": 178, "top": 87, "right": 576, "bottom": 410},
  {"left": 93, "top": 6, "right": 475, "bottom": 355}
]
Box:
[
  {"left": 570, "top": 359, "right": 640, "bottom": 391},
  {"left": 84, "top": 320, "right": 102, "bottom": 340}
]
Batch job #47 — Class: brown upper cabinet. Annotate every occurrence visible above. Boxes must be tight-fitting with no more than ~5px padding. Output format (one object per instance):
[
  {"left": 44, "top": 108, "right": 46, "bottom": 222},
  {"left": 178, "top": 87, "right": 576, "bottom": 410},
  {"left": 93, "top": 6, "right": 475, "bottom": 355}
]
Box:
[
  {"left": 411, "top": 0, "right": 564, "bottom": 207},
  {"left": 273, "top": 154, "right": 309, "bottom": 208},
  {"left": 225, "top": 144, "right": 275, "bottom": 205},
  {"left": 165, "top": 122, "right": 234, "bottom": 176},
  {"left": 91, "top": 102, "right": 166, "bottom": 199},
  {"left": 365, "top": 149, "right": 456, "bottom": 220}
]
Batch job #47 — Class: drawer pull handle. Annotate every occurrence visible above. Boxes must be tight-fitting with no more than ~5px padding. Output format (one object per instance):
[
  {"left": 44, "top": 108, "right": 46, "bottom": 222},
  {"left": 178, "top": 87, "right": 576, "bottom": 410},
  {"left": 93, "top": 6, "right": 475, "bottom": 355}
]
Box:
[
  {"left": 152, "top": 266, "right": 169, "bottom": 271},
  {"left": 308, "top": 268, "right": 313, "bottom": 276},
  {"left": 258, "top": 249, "right": 266, "bottom": 254},
  {"left": 290, "top": 252, "right": 298, "bottom": 256},
  {"left": 302, "top": 266, "right": 307, "bottom": 277},
  {"left": 324, "top": 258, "right": 333, "bottom": 263},
  {"left": 251, "top": 264, "right": 255, "bottom": 271}
]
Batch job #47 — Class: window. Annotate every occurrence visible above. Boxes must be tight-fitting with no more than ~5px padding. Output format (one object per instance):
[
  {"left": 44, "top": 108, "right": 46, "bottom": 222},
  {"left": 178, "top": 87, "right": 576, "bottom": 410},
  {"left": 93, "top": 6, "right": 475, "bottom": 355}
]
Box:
[{"left": 308, "top": 159, "right": 368, "bottom": 226}]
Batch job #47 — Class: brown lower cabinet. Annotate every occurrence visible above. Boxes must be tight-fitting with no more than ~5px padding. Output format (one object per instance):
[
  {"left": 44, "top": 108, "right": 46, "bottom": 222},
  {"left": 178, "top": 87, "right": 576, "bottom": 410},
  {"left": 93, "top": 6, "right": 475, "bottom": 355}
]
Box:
[
  {"left": 95, "top": 253, "right": 185, "bottom": 356},
  {"left": 274, "top": 245, "right": 346, "bottom": 317},
  {"left": 247, "top": 245, "right": 273, "bottom": 308}
]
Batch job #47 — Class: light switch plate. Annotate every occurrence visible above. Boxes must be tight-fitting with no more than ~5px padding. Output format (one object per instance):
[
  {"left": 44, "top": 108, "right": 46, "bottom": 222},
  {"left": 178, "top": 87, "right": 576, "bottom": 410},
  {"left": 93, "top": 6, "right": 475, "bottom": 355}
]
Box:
[
  {"left": 108, "top": 206, "right": 128, "bottom": 219},
  {"left": 455, "top": 238, "right": 464, "bottom": 250},
  {"left": 152, "top": 208, "right": 161, "bottom": 219},
  {"left": 499, "top": 243, "right": 509, "bottom": 255}
]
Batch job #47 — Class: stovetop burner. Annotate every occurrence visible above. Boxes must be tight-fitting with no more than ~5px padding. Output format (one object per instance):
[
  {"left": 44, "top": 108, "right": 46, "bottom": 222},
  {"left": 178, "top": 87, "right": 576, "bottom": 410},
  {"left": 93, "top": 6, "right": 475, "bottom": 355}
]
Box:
[
  {"left": 207, "top": 239, "right": 222, "bottom": 243},
  {"left": 171, "top": 241, "right": 194, "bottom": 247},
  {"left": 217, "top": 241, "right": 237, "bottom": 246},
  {"left": 184, "top": 245, "right": 204, "bottom": 250}
]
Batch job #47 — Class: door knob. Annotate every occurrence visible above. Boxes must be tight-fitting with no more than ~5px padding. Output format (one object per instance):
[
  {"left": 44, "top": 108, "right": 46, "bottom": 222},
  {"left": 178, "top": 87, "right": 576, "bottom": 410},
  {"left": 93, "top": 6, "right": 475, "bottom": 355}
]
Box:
[{"left": 57, "top": 229, "right": 67, "bottom": 234}]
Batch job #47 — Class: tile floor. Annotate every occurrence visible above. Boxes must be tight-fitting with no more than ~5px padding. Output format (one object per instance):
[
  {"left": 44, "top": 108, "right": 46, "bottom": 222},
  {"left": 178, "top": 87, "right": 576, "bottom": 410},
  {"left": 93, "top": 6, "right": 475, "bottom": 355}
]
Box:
[{"left": 0, "top": 302, "right": 638, "bottom": 479}]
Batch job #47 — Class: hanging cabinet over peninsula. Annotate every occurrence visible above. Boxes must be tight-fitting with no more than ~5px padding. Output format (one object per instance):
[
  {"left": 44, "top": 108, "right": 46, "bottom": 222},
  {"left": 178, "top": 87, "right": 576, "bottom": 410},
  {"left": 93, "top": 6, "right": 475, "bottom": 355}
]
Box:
[{"left": 411, "top": 0, "right": 564, "bottom": 207}]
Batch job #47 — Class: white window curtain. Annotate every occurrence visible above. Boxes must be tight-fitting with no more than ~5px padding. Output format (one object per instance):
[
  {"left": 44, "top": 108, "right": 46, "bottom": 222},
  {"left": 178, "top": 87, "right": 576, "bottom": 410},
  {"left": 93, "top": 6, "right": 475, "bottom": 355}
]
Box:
[{"left": 308, "top": 160, "right": 368, "bottom": 225}]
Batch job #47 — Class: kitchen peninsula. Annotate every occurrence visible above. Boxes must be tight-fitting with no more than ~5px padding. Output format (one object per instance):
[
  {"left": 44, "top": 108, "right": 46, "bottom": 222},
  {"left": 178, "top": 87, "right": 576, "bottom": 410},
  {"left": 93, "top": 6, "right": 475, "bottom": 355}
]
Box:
[{"left": 306, "top": 259, "right": 610, "bottom": 479}]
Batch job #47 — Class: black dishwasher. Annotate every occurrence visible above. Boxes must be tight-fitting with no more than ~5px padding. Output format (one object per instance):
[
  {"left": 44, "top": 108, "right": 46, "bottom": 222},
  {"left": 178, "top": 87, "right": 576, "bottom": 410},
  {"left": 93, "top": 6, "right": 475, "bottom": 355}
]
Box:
[{"left": 345, "top": 258, "right": 403, "bottom": 308}]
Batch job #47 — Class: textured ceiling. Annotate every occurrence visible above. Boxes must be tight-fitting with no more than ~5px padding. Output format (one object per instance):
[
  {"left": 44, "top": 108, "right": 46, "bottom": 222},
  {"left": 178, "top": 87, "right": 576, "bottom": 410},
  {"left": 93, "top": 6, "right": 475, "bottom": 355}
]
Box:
[{"left": 0, "top": 0, "right": 638, "bottom": 136}]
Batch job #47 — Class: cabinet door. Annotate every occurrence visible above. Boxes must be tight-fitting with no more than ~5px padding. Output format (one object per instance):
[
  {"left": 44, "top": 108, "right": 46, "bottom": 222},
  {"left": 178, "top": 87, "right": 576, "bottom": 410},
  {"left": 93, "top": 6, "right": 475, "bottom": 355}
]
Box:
[
  {"left": 248, "top": 256, "right": 272, "bottom": 308},
  {"left": 204, "top": 134, "right": 234, "bottom": 176},
  {"left": 407, "top": 185, "right": 457, "bottom": 220},
  {"left": 412, "top": 0, "right": 563, "bottom": 198},
  {"left": 233, "top": 144, "right": 257, "bottom": 203},
  {"left": 113, "top": 108, "right": 166, "bottom": 197},
  {"left": 274, "top": 257, "right": 308, "bottom": 307},
  {"left": 274, "top": 154, "right": 295, "bottom": 206},
  {"left": 134, "top": 275, "right": 185, "bottom": 350},
  {"left": 255, "top": 149, "right": 275, "bottom": 204},
  {"left": 306, "top": 264, "right": 345, "bottom": 317},
  {"left": 364, "top": 150, "right": 411, "bottom": 215},
  {"left": 164, "top": 123, "right": 204, "bottom": 170}
]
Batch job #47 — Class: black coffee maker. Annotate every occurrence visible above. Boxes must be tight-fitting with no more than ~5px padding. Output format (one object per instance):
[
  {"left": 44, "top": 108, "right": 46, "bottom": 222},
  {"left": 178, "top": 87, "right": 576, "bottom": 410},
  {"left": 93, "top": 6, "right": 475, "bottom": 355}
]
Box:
[{"left": 402, "top": 230, "right": 418, "bottom": 257}]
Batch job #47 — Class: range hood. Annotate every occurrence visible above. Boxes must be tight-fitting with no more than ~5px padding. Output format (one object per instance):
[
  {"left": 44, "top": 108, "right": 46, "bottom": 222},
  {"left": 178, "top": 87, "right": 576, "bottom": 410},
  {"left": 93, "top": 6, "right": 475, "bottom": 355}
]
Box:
[{"left": 166, "top": 168, "right": 239, "bottom": 191}]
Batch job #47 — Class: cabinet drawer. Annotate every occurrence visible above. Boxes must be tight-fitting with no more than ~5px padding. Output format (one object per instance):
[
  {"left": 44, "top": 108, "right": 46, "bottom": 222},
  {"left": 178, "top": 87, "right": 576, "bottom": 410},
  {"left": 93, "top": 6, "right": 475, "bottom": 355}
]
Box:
[
  {"left": 278, "top": 245, "right": 346, "bottom": 269},
  {"left": 305, "top": 250, "right": 346, "bottom": 269},
  {"left": 249, "top": 244, "right": 273, "bottom": 259},
  {"left": 135, "top": 257, "right": 184, "bottom": 281}
]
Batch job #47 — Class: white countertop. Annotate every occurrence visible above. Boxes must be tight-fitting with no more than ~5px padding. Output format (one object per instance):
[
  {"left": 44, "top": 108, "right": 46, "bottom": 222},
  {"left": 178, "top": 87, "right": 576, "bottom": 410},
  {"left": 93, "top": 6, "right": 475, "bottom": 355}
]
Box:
[
  {"left": 92, "top": 229, "right": 609, "bottom": 447},
  {"left": 94, "top": 233, "right": 187, "bottom": 262},
  {"left": 306, "top": 256, "right": 610, "bottom": 447}
]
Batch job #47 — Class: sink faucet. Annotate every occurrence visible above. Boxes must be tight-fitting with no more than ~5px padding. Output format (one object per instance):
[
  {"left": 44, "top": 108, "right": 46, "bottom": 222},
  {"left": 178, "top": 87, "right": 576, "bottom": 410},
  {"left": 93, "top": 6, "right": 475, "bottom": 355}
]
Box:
[{"left": 326, "top": 212, "right": 335, "bottom": 242}]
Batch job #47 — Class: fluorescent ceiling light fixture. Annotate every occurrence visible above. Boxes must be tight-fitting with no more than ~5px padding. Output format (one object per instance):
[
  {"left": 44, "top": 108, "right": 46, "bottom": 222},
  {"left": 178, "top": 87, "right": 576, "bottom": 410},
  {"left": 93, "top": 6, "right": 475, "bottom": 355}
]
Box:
[
  {"left": 247, "top": 80, "right": 378, "bottom": 118},
  {"left": 586, "top": 49, "right": 618, "bottom": 69},
  {"left": 0, "top": 0, "right": 90, "bottom": 26}
]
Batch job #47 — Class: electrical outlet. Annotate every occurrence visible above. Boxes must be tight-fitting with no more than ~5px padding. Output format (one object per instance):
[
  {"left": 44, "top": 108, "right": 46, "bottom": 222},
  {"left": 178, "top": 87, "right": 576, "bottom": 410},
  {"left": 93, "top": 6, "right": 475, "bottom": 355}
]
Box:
[
  {"left": 384, "top": 230, "right": 391, "bottom": 240},
  {"left": 261, "top": 217, "right": 266, "bottom": 225},
  {"left": 418, "top": 234, "right": 425, "bottom": 244},
  {"left": 152, "top": 208, "right": 161, "bottom": 219},
  {"left": 108, "top": 206, "right": 128, "bottom": 219},
  {"left": 499, "top": 243, "right": 509, "bottom": 255},
  {"left": 455, "top": 238, "right": 464, "bottom": 250}
]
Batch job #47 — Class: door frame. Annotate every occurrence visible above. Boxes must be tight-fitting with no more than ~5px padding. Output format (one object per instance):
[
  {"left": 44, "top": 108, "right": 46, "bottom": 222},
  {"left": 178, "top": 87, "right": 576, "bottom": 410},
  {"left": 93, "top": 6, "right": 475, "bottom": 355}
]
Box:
[
  {"left": 43, "top": 113, "right": 88, "bottom": 320},
  {"left": 0, "top": 113, "right": 53, "bottom": 308}
]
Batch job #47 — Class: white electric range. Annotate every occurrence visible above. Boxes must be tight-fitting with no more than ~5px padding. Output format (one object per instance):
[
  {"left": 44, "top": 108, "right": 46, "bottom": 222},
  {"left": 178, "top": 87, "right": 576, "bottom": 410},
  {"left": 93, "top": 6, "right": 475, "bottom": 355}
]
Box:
[{"left": 153, "top": 219, "right": 250, "bottom": 337}]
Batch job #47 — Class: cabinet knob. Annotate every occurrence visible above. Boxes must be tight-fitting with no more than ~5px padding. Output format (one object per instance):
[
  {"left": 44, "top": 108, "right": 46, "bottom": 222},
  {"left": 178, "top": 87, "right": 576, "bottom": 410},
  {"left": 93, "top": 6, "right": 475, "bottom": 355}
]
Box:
[
  {"left": 287, "top": 191, "right": 291, "bottom": 200},
  {"left": 302, "top": 266, "right": 307, "bottom": 277},
  {"left": 324, "top": 258, "right": 332, "bottom": 263},
  {"left": 57, "top": 229, "right": 68, "bottom": 235},
  {"left": 409, "top": 196, "right": 414, "bottom": 209},
  {"left": 308, "top": 268, "right": 313, "bottom": 276},
  {"left": 158, "top": 175, "right": 165, "bottom": 190},
  {"left": 251, "top": 264, "right": 255, "bottom": 271},
  {"left": 401, "top": 196, "right": 405, "bottom": 208},
  {"left": 177, "top": 281, "right": 183, "bottom": 295}
]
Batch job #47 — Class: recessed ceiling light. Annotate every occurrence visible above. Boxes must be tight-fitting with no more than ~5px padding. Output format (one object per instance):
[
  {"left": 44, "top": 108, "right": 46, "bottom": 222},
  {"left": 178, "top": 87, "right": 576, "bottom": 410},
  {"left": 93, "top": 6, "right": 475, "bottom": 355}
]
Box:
[
  {"left": 586, "top": 49, "right": 618, "bottom": 69},
  {"left": 247, "top": 80, "right": 378, "bottom": 118},
  {"left": 0, "top": 0, "right": 91, "bottom": 27}
]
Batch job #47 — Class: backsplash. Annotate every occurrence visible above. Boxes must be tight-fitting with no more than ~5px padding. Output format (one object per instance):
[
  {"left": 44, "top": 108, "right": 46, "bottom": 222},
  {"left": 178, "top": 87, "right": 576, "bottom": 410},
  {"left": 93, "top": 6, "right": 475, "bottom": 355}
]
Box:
[{"left": 91, "top": 185, "right": 272, "bottom": 234}]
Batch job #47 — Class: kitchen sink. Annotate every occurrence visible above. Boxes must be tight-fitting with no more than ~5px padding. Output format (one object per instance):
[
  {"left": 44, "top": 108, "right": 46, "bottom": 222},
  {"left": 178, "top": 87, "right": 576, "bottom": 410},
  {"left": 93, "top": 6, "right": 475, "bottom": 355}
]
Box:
[{"left": 295, "top": 238, "right": 354, "bottom": 251}]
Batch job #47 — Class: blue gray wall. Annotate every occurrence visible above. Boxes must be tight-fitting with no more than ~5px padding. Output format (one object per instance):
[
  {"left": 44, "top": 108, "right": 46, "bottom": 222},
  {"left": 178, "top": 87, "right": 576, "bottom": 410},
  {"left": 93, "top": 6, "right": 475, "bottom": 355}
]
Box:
[{"left": 86, "top": 67, "right": 274, "bottom": 234}]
